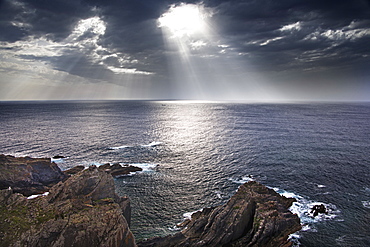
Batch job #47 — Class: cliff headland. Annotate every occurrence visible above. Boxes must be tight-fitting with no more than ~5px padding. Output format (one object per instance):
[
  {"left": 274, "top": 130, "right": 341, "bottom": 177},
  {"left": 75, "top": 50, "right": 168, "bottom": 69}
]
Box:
[{"left": 0, "top": 154, "right": 301, "bottom": 246}]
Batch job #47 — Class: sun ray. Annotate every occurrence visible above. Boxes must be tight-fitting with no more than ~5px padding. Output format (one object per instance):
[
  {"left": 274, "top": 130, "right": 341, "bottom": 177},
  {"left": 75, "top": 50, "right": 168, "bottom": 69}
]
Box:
[{"left": 158, "top": 3, "right": 279, "bottom": 101}]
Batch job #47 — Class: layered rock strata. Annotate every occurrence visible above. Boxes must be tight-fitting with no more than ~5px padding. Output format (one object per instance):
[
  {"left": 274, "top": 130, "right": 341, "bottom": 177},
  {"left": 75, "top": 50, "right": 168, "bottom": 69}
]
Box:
[
  {"left": 0, "top": 161, "right": 136, "bottom": 247},
  {"left": 0, "top": 154, "right": 301, "bottom": 247},
  {"left": 63, "top": 163, "right": 143, "bottom": 177},
  {"left": 138, "top": 181, "right": 301, "bottom": 247},
  {"left": 0, "top": 154, "right": 67, "bottom": 196}
]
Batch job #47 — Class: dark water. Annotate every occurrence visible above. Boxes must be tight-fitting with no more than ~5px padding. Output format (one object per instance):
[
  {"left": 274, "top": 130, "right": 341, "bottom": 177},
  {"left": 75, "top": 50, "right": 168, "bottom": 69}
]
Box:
[{"left": 0, "top": 101, "right": 369, "bottom": 246}]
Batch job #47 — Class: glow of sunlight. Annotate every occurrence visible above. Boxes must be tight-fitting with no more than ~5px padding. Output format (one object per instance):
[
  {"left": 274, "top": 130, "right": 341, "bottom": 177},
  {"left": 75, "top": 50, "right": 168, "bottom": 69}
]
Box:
[
  {"left": 158, "top": 3, "right": 279, "bottom": 101},
  {"left": 158, "top": 3, "right": 211, "bottom": 38},
  {"left": 153, "top": 103, "right": 218, "bottom": 152}
]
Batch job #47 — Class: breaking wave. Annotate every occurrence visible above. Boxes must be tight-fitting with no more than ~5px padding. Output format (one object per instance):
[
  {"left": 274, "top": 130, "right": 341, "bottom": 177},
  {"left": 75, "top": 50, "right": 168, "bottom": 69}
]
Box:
[{"left": 109, "top": 141, "right": 163, "bottom": 150}]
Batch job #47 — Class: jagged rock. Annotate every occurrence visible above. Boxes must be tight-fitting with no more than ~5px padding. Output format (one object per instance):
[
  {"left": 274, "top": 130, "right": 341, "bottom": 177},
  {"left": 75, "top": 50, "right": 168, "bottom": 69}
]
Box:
[
  {"left": 311, "top": 204, "right": 327, "bottom": 217},
  {"left": 63, "top": 165, "right": 85, "bottom": 175},
  {"left": 0, "top": 155, "right": 67, "bottom": 196},
  {"left": 97, "top": 163, "right": 142, "bottom": 177},
  {"left": 0, "top": 166, "right": 136, "bottom": 247},
  {"left": 52, "top": 155, "right": 66, "bottom": 159},
  {"left": 138, "top": 181, "right": 301, "bottom": 247}
]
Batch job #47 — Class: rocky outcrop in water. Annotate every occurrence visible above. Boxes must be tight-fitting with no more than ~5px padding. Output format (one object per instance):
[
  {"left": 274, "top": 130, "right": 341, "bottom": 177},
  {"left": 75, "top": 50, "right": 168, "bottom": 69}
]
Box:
[
  {"left": 0, "top": 154, "right": 301, "bottom": 247},
  {"left": 0, "top": 160, "right": 136, "bottom": 247},
  {"left": 98, "top": 163, "right": 143, "bottom": 177},
  {"left": 0, "top": 154, "right": 67, "bottom": 196},
  {"left": 63, "top": 163, "right": 143, "bottom": 177},
  {"left": 138, "top": 181, "right": 301, "bottom": 247}
]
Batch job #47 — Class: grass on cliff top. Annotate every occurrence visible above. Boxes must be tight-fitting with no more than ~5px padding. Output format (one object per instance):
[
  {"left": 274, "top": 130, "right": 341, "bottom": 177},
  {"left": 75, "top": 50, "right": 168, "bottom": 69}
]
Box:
[{"left": 0, "top": 201, "right": 56, "bottom": 247}]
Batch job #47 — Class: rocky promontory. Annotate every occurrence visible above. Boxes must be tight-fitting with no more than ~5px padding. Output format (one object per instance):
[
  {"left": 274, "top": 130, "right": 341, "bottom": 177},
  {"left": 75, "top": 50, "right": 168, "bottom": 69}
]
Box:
[
  {"left": 0, "top": 154, "right": 67, "bottom": 196},
  {"left": 139, "top": 181, "right": 301, "bottom": 247},
  {"left": 0, "top": 155, "right": 136, "bottom": 247},
  {"left": 0, "top": 155, "right": 301, "bottom": 247}
]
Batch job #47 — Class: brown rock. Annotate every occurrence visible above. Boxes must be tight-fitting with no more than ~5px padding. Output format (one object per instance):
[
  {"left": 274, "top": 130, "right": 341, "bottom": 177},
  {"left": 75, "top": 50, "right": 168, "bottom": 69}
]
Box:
[
  {"left": 138, "top": 181, "right": 301, "bottom": 247},
  {"left": 0, "top": 165, "right": 136, "bottom": 247},
  {"left": 63, "top": 165, "right": 85, "bottom": 175},
  {"left": 0, "top": 154, "right": 67, "bottom": 196},
  {"left": 97, "top": 163, "right": 143, "bottom": 177}
]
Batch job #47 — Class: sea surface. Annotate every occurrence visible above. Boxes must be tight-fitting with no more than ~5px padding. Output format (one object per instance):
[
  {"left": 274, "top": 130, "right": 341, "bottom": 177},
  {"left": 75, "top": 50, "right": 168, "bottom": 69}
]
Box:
[{"left": 0, "top": 101, "right": 369, "bottom": 246}]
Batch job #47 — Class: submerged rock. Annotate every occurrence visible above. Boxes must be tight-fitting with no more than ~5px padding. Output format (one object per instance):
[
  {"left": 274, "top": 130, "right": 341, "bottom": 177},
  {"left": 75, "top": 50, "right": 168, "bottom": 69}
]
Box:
[
  {"left": 311, "top": 204, "right": 327, "bottom": 217},
  {"left": 0, "top": 154, "right": 67, "bottom": 196},
  {"left": 138, "top": 181, "right": 301, "bottom": 247},
  {"left": 52, "top": 155, "right": 66, "bottom": 159},
  {"left": 97, "top": 163, "right": 143, "bottom": 177},
  {"left": 0, "top": 165, "right": 136, "bottom": 247}
]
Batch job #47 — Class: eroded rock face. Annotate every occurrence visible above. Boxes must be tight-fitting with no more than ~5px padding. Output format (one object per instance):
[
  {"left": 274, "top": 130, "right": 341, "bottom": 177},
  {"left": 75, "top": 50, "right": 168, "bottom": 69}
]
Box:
[
  {"left": 0, "top": 155, "right": 67, "bottom": 196},
  {"left": 0, "top": 154, "right": 301, "bottom": 247},
  {"left": 0, "top": 166, "right": 136, "bottom": 247},
  {"left": 139, "top": 181, "right": 301, "bottom": 247},
  {"left": 97, "top": 163, "right": 143, "bottom": 177}
]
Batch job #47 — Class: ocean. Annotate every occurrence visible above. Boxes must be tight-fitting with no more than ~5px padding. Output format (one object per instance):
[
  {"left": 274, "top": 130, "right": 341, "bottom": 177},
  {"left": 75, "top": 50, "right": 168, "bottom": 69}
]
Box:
[{"left": 0, "top": 101, "right": 369, "bottom": 246}]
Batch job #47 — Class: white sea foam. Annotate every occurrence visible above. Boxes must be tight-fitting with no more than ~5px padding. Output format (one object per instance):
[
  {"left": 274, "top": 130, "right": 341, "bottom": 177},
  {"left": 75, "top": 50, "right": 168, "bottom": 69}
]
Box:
[
  {"left": 214, "top": 190, "right": 223, "bottom": 199},
  {"left": 86, "top": 162, "right": 102, "bottom": 167},
  {"left": 27, "top": 191, "right": 49, "bottom": 200},
  {"left": 362, "top": 201, "right": 370, "bottom": 209},
  {"left": 183, "top": 209, "right": 202, "bottom": 220},
  {"left": 109, "top": 141, "right": 163, "bottom": 150},
  {"left": 228, "top": 175, "right": 255, "bottom": 184},
  {"left": 109, "top": 145, "right": 130, "bottom": 150},
  {"left": 127, "top": 163, "right": 158, "bottom": 172},
  {"left": 288, "top": 232, "right": 301, "bottom": 247},
  {"left": 140, "top": 141, "right": 163, "bottom": 147},
  {"left": 272, "top": 187, "right": 341, "bottom": 233},
  {"left": 51, "top": 157, "right": 67, "bottom": 163},
  {"left": 168, "top": 226, "right": 182, "bottom": 231}
]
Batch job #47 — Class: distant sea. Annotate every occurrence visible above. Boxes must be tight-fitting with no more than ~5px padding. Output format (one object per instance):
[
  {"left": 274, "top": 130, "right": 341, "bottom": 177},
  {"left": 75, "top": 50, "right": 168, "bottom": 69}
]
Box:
[{"left": 0, "top": 101, "right": 369, "bottom": 246}]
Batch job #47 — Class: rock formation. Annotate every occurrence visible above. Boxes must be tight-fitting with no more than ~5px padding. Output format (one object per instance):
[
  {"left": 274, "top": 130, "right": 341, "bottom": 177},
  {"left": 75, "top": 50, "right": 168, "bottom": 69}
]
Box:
[
  {"left": 98, "top": 163, "right": 143, "bottom": 177},
  {"left": 0, "top": 157, "right": 136, "bottom": 247},
  {"left": 63, "top": 163, "right": 143, "bottom": 177},
  {"left": 0, "top": 154, "right": 67, "bottom": 196},
  {"left": 138, "top": 181, "right": 301, "bottom": 247},
  {"left": 0, "top": 154, "right": 301, "bottom": 247}
]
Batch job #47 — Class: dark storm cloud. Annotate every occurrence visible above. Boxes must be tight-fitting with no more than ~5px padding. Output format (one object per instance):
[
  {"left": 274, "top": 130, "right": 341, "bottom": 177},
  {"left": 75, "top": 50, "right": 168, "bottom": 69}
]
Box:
[
  {"left": 205, "top": 0, "right": 370, "bottom": 78},
  {"left": 0, "top": 0, "right": 91, "bottom": 42},
  {"left": 0, "top": 0, "right": 369, "bottom": 100}
]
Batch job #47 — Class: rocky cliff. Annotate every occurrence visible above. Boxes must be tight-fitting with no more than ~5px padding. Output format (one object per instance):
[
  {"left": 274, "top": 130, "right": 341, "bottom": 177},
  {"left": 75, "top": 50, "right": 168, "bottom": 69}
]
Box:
[
  {"left": 0, "top": 154, "right": 67, "bottom": 196},
  {"left": 138, "top": 181, "right": 301, "bottom": 247},
  {"left": 0, "top": 155, "right": 136, "bottom": 247},
  {"left": 0, "top": 155, "right": 301, "bottom": 247}
]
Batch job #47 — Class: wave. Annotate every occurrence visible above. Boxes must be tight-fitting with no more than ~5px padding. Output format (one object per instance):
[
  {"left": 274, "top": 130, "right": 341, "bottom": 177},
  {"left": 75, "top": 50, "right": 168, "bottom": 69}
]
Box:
[
  {"left": 228, "top": 175, "right": 255, "bottom": 184},
  {"left": 127, "top": 163, "right": 158, "bottom": 172},
  {"left": 51, "top": 157, "right": 68, "bottom": 163},
  {"left": 272, "top": 187, "right": 341, "bottom": 246},
  {"left": 183, "top": 209, "right": 202, "bottom": 220},
  {"left": 109, "top": 145, "right": 130, "bottom": 150},
  {"left": 140, "top": 141, "right": 163, "bottom": 147},
  {"left": 27, "top": 191, "right": 49, "bottom": 200},
  {"left": 272, "top": 187, "right": 341, "bottom": 224},
  {"left": 229, "top": 177, "right": 341, "bottom": 228},
  {"left": 362, "top": 201, "right": 370, "bottom": 209},
  {"left": 109, "top": 141, "right": 163, "bottom": 150}
]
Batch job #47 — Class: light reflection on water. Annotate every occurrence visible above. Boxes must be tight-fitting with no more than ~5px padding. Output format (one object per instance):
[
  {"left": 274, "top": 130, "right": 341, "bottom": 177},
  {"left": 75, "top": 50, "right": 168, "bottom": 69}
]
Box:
[{"left": 0, "top": 101, "right": 369, "bottom": 246}]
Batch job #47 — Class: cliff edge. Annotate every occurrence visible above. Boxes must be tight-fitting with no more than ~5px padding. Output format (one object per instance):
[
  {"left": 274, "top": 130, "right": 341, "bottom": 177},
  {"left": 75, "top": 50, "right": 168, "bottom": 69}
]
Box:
[
  {"left": 0, "top": 154, "right": 67, "bottom": 196},
  {"left": 0, "top": 155, "right": 136, "bottom": 247},
  {"left": 139, "top": 181, "right": 301, "bottom": 247},
  {"left": 0, "top": 154, "right": 301, "bottom": 247}
]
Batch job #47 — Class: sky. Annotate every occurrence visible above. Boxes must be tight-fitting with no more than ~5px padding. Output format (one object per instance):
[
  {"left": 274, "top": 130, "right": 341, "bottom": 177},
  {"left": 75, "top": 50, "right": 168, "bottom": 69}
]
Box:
[{"left": 0, "top": 0, "right": 369, "bottom": 102}]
